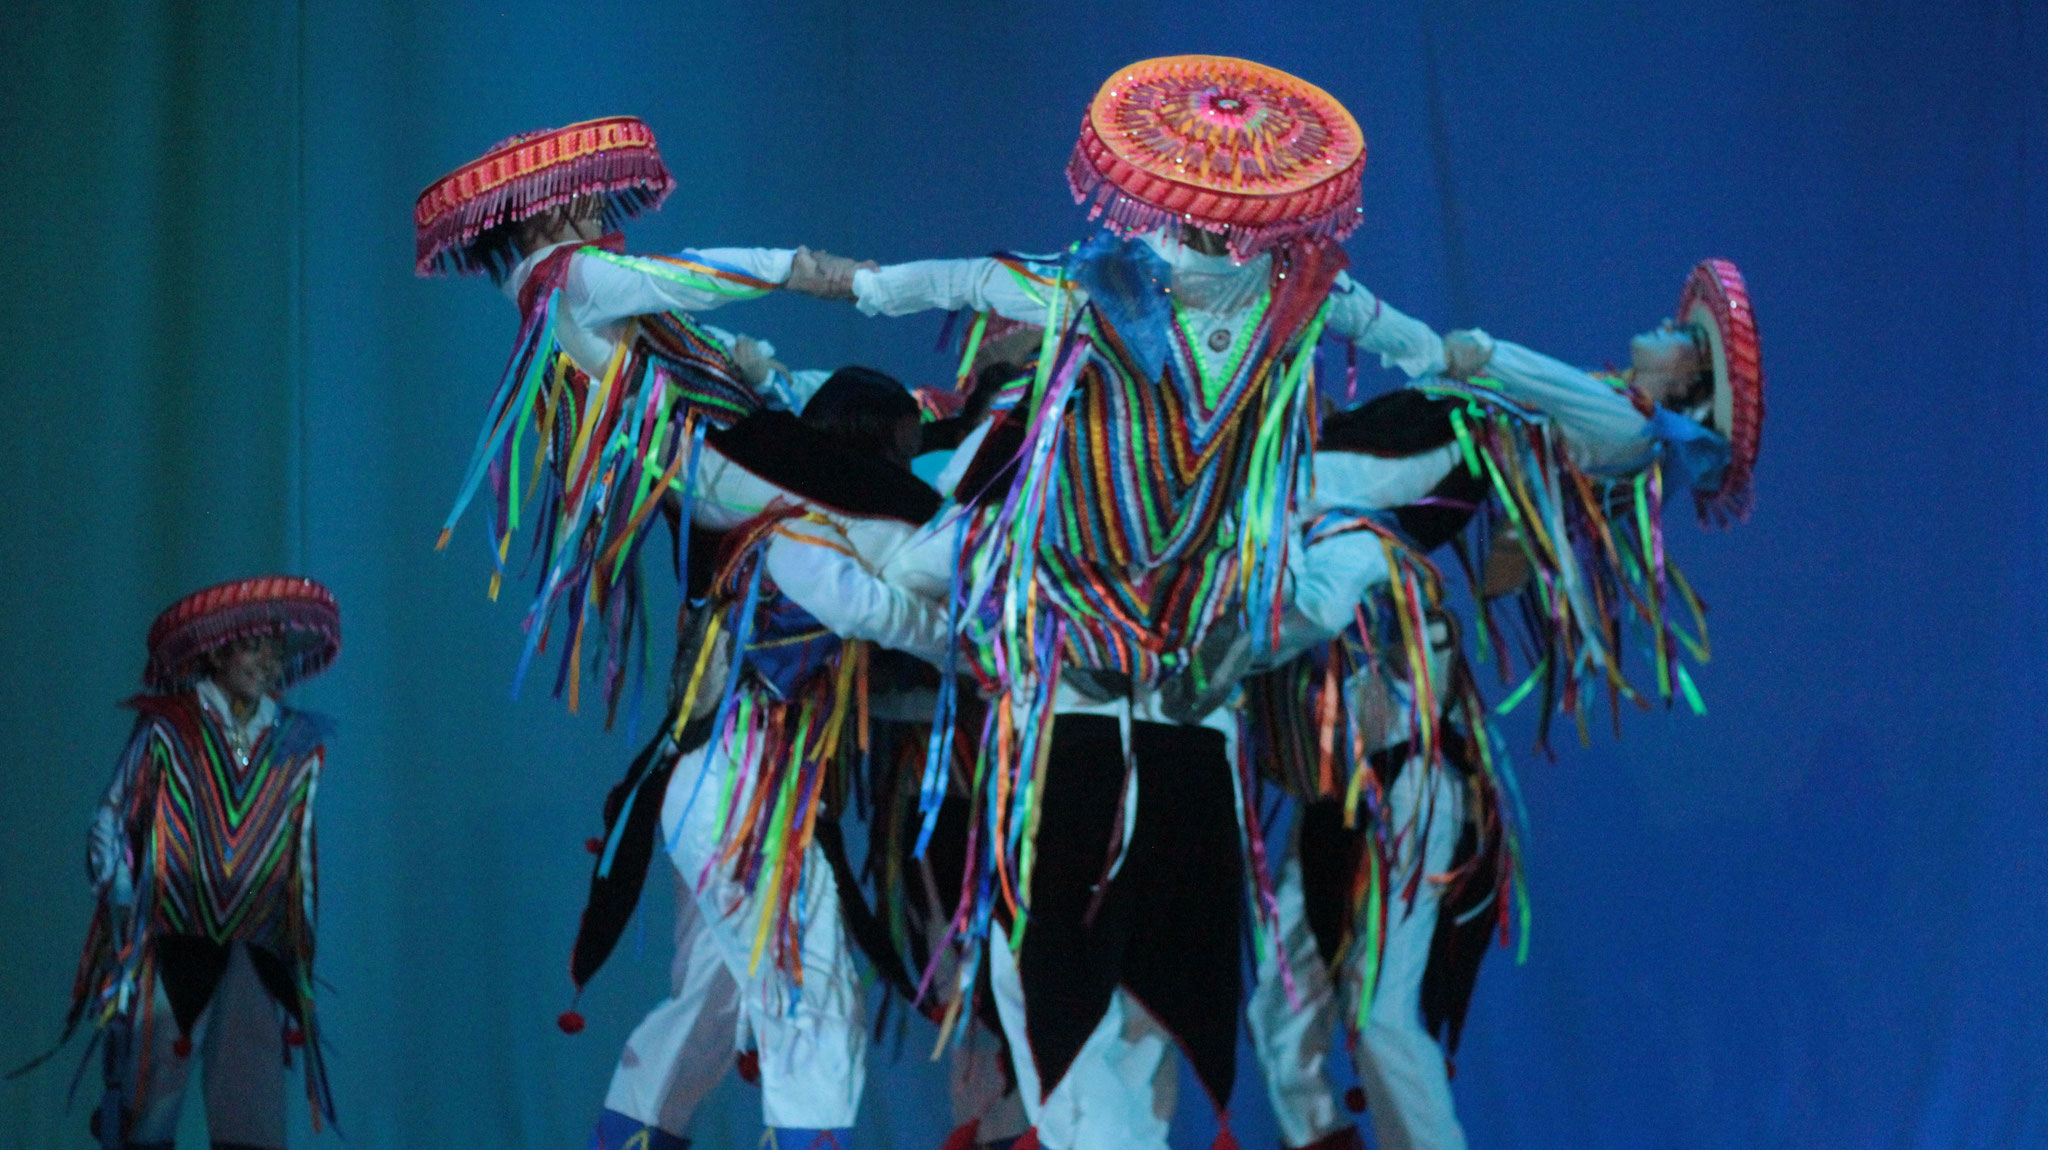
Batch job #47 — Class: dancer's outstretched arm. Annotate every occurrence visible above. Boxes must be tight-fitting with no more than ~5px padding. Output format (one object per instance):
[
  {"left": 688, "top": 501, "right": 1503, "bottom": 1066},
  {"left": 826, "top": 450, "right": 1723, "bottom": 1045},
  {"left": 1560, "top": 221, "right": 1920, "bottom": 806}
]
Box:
[
  {"left": 1323, "top": 272, "right": 1451, "bottom": 381},
  {"left": 1448, "top": 332, "right": 1659, "bottom": 476},
  {"left": 852, "top": 255, "right": 1072, "bottom": 325}
]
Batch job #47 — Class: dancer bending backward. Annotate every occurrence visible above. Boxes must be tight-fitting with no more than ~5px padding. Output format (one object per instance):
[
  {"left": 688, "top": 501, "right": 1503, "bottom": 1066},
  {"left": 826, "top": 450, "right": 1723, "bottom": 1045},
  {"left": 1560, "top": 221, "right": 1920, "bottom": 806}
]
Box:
[
  {"left": 848, "top": 57, "right": 1456, "bottom": 1149},
  {"left": 1246, "top": 259, "right": 1766, "bottom": 1150}
]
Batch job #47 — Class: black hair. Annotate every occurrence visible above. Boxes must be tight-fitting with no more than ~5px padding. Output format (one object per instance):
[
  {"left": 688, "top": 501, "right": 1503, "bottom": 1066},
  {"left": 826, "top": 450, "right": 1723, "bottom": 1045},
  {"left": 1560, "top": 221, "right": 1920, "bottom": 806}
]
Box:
[
  {"left": 920, "top": 360, "right": 1031, "bottom": 453},
  {"left": 472, "top": 222, "right": 526, "bottom": 284},
  {"left": 1672, "top": 325, "right": 1717, "bottom": 414},
  {"left": 801, "top": 366, "right": 921, "bottom": 466},
  {"left": 475, "top": 195, "right": 621, "bottom": 285}
]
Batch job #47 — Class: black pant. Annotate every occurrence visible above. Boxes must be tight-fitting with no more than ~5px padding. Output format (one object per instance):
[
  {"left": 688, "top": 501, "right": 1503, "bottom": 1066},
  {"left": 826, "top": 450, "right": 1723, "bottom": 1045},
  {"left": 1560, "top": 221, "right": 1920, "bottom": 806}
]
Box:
[
  {"left": 153, "top": 936, "right": 300, "bottom": 1037},
  {"left": 1016, "top": 714, "right": 1245, "bottom": 1109}
]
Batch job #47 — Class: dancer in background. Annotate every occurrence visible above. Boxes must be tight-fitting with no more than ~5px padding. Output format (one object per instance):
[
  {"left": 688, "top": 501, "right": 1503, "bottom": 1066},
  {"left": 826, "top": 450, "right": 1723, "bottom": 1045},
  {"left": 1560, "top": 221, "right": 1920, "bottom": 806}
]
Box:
[{"left": 43, "top": 577, "right": 342, "bottom": 1150}]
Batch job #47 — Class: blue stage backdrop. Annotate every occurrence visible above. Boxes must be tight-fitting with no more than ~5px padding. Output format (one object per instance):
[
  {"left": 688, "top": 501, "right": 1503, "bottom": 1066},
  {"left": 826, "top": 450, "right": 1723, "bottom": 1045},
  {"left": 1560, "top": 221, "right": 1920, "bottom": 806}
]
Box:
[{"left": 2, "top": 2, "right": 2043, "bottom": 1146}]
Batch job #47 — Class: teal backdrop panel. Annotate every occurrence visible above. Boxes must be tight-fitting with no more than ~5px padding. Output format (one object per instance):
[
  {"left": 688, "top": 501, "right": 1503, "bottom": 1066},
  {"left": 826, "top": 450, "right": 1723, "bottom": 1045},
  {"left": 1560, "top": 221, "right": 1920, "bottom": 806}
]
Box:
[{"left": 1, "top": 2, "right": 2043, "bottom": 1147}]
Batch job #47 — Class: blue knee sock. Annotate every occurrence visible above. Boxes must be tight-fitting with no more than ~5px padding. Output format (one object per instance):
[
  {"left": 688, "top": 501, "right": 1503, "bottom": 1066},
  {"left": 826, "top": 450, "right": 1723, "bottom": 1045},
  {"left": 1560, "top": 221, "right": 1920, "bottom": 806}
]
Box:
[
  {"left": 766, "top": 1129, "right": 850, "bottom": 1149},
  {"left": 591, "top": 1108, "right": 690, "bottom": 1150}
]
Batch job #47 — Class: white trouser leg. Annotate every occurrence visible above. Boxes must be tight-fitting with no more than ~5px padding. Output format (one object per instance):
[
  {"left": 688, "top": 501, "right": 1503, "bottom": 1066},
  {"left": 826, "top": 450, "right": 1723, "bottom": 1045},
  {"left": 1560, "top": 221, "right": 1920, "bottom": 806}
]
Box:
[
  {"left": 949, "top": 1014, "right": 1028, "bottom": 1142},
  {"left": 201, "top": 945, "right": 287, "bottom": 1148},
  {"left": 1245, "top": 821, "right": 1348, "bottom": 1148},
  {"left": 926, "top": 888, "right": 1026, "bottom": 1142},
  {"left": 603, "top": 861, "right": 744, "bottom": 1134},
  {"left": 660, "top": 727, "right": 866, "bottom": 1130},
  {"left": 1345, "top": 764, "right": 1467, "bottom": 1150},
  {"left": 125, "top": 981, "right": 198, "bottom": 1143},
  {"left": 986, "top": 939, "right": 1175, "bottom": 1150},
  {"left": 127, "top": 943, "right": 286, "bottom": 1147}
]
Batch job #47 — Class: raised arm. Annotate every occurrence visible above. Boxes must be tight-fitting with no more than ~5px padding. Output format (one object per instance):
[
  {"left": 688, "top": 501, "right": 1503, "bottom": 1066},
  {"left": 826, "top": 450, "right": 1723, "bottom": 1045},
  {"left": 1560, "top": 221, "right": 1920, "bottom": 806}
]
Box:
[
  {"left": 1322, "top": 272, "right": 1448, "bottom": 380},
  {"left": 1479, "top": 338, "right": 1656, "bottom": 476},
  {"left": 852, "top": 255, "right": 1072, "bottom": 325},
  {"left": 565, "top": 246, "right": 794, "bottom": 327}
]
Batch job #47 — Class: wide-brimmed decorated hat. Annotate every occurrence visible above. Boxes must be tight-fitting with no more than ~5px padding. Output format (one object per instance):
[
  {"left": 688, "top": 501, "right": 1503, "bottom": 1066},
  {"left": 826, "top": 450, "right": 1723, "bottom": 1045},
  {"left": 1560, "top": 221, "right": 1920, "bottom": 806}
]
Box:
[
  {"left": 144, "top": 576, "right": 341, "bottom": 694},
  {"left": 1677, "top": 258, "right": 1764, "bottom": 523},
  {"left": 414, "top": 115, "right": 674, "bottom": 277},
  {"left": 1068, "top": 55, "right": 1366, "bottom": 261}
]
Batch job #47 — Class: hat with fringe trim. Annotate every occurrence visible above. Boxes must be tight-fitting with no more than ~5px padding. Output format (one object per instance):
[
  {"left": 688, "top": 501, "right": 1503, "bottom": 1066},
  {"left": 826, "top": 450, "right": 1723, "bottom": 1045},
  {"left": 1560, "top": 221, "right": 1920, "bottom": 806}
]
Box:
[
  {"left": 1068, "top": 55, "right": 1365, "bottom": 261},
  {"left": 144, "top": 576, "right": 341, "bottom": 694},
  {"left": 414, "top": 115, "right": 674, "bottom": 277},
  {"left": 1677, "top": 258, "right": 1764, "bottom": 524}
]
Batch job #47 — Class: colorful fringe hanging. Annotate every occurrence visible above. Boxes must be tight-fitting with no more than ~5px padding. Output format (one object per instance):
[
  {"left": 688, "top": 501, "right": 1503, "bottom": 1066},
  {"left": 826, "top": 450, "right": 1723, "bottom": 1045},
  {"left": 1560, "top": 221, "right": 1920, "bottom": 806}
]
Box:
[
  {"left": 910, "top": 233, "right": 1346, "bottom": 1013},
  {"left": 55, "top": 697, "right": 338, "bottom": 1133},
  {"left": 1423, "top": 379, "right": 1713, "bottom": 754},
  {"left": 661, "top": 510, "right": 879, "bottom": 984},
  {"left": 1242, "top": 515, "right": 1532, "bottom": 1020},
  {"left": 436, "top": 245, "right": 777, "bottom": 722}
]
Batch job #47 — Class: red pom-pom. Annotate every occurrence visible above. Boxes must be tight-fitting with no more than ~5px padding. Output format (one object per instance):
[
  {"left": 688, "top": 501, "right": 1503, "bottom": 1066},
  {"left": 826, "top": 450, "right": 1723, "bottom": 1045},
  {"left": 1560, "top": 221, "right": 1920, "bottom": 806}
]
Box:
[
  {"left": 557, "top": 1010, "right": 586, "bottom": 1034},
  {"left": 1012, "top": 1129, "right": 1041, "bottom": 1150},
  {"left": 1343, "top": 1086, "right": 1367, "bottom": 1113},
  {"left": 283, "top": 1026, "right": 305, "bottom": 1048},
  {"left": 585, "top": 837, "right": 604, "bottom": 855},
  {"left": 735, "top": 1049, "right": 760, "bottom": 1084},
  {"left": 936, "top": 1120, "right": 980, "bottom": 1150},
  {"left": 172, "top": 1035, "right": 193, "bottom": 1058}
]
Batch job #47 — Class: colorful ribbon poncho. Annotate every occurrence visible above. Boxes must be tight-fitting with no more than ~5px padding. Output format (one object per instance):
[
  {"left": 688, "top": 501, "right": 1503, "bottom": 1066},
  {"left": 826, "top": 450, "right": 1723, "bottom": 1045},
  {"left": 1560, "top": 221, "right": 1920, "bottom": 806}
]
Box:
[
  {"left": 67, "top": 694, "right": 335, "bottom": 1134},
  {"left": 437, "top": 241, "right": 777, "bottom": 723},
  {"left": 1427, "top": 378, "right": 1715, "bottom": 751},
  {"left": 665, "top": 511, "right": 879, "bottom": 986},
  {"left": 910, "top": 230, "right": 1349, "bottom": 1026}
]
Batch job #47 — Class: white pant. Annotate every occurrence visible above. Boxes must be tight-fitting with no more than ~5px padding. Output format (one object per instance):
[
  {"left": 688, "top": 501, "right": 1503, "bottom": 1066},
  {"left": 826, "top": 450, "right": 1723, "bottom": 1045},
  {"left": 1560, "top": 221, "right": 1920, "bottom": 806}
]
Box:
[
  {"left": 602, "top": 726, "right": 867, "bottom": 1133},
  {"left": 602, "top": 861, "right": 745, "bottom": 1135},
  {"left": 948, "top": 1013, "right": 1029, "bottom": 1144},
  {"left": 986, "top": 937, "right": 1176, "bottom": 1150},
  {"left": 1247, "top": 760, "right": 1469, "bottom": 1150},
  {"left": 127, "top": 942, "right": 287, "bottom": 1147},
  {"left": 923, "top": 909, "right": 1027, "bottom": 1144}
]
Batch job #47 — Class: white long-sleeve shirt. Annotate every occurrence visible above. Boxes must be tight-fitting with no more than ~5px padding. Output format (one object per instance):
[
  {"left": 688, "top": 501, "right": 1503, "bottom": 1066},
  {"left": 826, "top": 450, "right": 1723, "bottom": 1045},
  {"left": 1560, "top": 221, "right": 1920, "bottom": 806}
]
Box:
[
  {"left": 1474, "top": 338, "right": 1657, "bottom": 477},
  {"left": 502, "top": 241, "right": 795, "bottom": 379},
  {"left": 851, "top": 230, "right": 1448, "bottom": 381},
  {"left": 500, "top": 241, "right": 947, "bottom": 664}
]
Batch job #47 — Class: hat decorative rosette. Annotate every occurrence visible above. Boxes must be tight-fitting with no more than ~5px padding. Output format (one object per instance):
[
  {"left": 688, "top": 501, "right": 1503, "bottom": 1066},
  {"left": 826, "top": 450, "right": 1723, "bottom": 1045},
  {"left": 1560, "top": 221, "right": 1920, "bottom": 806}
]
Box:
[
  {"left": 1677, "top": 258, "right": 1764, "bottom": 524},
  {"left": 144, "top": 576, "right": 342, "bottom": 693},
  {"left": 1068, "top": 55, "right": 1366, "bottom": 260},
  {"left": 414, "top": 115, "right": 675, "bottom": 277}
]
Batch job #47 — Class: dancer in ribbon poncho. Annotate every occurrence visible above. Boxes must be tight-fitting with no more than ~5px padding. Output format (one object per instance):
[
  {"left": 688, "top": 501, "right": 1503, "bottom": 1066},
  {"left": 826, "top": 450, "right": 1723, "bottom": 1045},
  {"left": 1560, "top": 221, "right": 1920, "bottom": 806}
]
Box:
[
  {"left": 34, "top": 577, "right": 343, "bottom": 1150},
  {"left": 845, "top": 56, "right": 1475, "bottom": 1149},
  {"left": 565, "top": 368, "right": 956, "bottom": 1150},
  {"left": 415, "top": 115, "right": 881, "bottom": 722}
]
